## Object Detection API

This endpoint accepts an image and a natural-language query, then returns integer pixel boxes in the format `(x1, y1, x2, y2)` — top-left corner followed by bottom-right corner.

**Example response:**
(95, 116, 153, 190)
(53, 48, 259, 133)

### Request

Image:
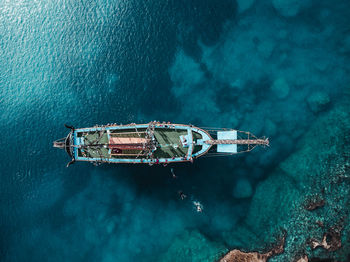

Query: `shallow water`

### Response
(1, 0, 349, 261)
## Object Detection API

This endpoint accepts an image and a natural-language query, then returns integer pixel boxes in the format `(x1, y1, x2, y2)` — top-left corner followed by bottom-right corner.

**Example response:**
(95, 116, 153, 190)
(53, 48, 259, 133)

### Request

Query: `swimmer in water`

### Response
(170, 168, 177, 179)
(178, 190, 187, 200)
(193, 201, 203, 212)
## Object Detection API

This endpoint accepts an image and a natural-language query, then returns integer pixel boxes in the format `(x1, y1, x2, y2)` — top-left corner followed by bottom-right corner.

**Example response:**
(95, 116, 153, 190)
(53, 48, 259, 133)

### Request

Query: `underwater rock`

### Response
(230, 79, 245, 90)
(316, 220, 324, 228)
(220, 232, 286, 262)
(271, 0, 299, 17)
(233, 178, 253, 199)
(241, 99, 350, 260)
(264, 119, 277, 137)
(169, 49, 220, 122)
(309, 222, 343, 252)
(278, 29, 288, 39)
(270, 77, 290, 99)
(246, 172, 301, 235)
(257, 40, 275, 59)
(280, 102, 349, 183)
(340, 34, 350, 54)
(237, 0, 255, 14)
(240, 111, 265, 136)
(219, 249, 268, 262)
(304, 195, 325, 211)
(271, 0, 310, 17)
(307, 91, 330, 114)
(169, 50, 204, 95)
(295, 255, 308, 262)
(158, 230, 227, 262)
(314, 58, 330, 72)
(221, 225, 261, 249)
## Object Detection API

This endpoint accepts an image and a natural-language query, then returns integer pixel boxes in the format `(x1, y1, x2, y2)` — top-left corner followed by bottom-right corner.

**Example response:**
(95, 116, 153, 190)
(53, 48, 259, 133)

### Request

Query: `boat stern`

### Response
(53, 131, 74, 158)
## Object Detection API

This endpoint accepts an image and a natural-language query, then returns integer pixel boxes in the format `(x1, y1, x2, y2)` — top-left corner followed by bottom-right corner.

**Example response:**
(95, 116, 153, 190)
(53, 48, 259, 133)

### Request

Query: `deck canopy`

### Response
(109, 137, 148, 150)
(216, 131, 237, 153)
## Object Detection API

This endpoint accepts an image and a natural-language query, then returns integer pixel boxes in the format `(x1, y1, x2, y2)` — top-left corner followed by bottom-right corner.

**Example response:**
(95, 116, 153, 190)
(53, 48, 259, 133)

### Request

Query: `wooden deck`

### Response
(153, 129, 188, 158)
(76, 127, 199, 160)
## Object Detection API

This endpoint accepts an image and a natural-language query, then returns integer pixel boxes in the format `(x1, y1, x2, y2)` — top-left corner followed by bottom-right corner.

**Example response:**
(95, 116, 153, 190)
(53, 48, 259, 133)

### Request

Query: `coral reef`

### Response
(215, 98, 350, 262)
(304, 196, 325, 211)
(309, 221, 344, 252)
(233, 178, 253, 199)
(295, 255, 309, 262)
(220, 232, 285, 262)
(271, 0, 311, 17)
(157, 230, 227, 262)
(236, 0, 255, 14)
(270, 77, 290, 99)
(307, 92, 331, 114)
(219, 250, 271, 262)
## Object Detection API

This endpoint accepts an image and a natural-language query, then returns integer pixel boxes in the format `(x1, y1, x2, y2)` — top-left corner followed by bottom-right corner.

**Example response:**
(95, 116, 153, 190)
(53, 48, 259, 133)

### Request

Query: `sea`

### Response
(1, 0, 349, 261)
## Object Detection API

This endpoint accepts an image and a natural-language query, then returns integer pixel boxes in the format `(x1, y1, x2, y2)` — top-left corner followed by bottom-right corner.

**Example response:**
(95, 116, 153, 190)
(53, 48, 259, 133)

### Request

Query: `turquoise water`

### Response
(1, 0, 349, 261)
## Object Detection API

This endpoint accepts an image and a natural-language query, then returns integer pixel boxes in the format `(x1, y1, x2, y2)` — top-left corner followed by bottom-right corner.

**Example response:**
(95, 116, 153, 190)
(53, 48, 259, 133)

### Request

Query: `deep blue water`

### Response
(1, 0, 350, 261)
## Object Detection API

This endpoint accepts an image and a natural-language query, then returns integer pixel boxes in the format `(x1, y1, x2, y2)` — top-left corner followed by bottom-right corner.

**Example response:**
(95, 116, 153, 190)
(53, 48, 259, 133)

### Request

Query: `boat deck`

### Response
(75, 127, 192, 161)
(55, 122, 268, 165)
(153, 129, 188, 158)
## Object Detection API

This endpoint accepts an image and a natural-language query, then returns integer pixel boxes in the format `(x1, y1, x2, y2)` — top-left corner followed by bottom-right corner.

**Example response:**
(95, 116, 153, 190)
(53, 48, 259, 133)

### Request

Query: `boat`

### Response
(53, 122, 269, 167)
